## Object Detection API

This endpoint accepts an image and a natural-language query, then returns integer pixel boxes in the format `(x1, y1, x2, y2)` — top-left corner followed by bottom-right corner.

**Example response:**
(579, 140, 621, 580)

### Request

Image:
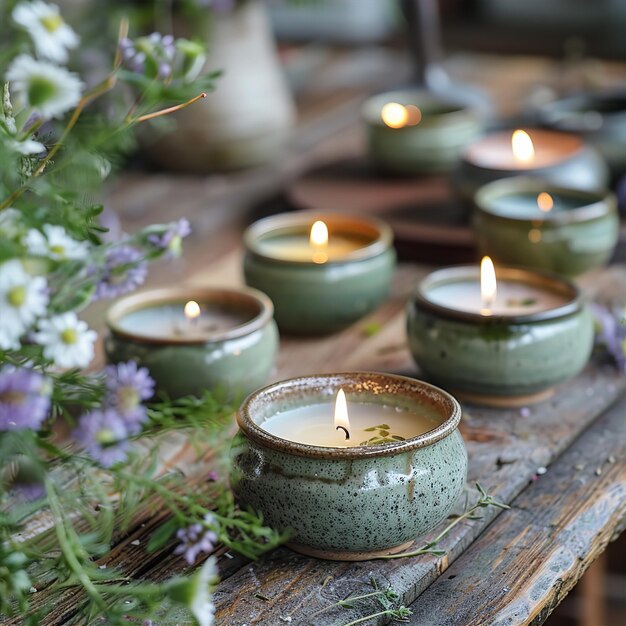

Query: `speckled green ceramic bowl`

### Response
(456, 129, 609, 204)
(243, 213, 396, 335)
(363, 89, 482, 174)
(473, 178, 618, 276)
(105, 287, 278, 399)
(406, 267, 594, 406)
(231, 372, 467, 561)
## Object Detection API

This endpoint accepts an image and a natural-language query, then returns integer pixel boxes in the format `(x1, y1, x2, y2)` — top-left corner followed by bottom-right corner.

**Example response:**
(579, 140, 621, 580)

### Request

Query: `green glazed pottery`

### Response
(406, 266, 594, 406)
(456, 129, 609, 204)
(230, 372, 467, 561)
(105, 287, 278, 399)
(536, 89, 626, 178)
(243, 212, 396, 335)
(362, 89, 482, 174)
(473, 178, 618, 276)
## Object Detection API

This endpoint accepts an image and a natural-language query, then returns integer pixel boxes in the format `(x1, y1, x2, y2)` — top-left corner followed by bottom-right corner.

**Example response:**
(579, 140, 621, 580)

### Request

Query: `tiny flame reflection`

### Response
(511, 130, 535, 164)
(184, 300, 201, 321)
(480, 256, 497, 315)
(381, 102, 409, 129)
(334, 388, 351, 440)
(537, 192, 554, 212)
(310, 220, 329, 264)
(405, 105, 422, 126)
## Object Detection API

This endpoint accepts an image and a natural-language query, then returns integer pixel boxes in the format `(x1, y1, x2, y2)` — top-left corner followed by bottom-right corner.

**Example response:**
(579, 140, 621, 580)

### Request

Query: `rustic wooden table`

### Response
(19, 49, 626, 625)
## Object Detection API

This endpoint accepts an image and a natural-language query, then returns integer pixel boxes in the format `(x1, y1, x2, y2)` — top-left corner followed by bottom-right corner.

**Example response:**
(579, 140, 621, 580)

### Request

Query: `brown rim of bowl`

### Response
(236, 372, 462, 459)
(361, 90, 476, 128)
(474, 177, 616, 224)
(411, 265, 584, 324)
(461, 129, 584, 172)
(106, 286, 274, 345)
(243, 212, 393, 265)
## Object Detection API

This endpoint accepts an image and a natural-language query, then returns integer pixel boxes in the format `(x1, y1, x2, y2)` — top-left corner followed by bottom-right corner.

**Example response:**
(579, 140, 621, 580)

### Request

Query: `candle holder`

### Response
(230, 372, 466, 561)
(473, 177, 619, 276)
(106, 287, 278, 399)
(243, 212, 396, 335)
(456, 129, 609, 204)
(406, 266, 594, 406)
(362, 89, 482, 174)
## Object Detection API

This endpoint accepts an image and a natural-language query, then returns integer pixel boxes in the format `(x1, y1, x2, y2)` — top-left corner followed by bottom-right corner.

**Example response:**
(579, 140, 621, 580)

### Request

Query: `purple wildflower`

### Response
(174, 513, 218, 565)
(0, 366, 51, 431)
(591, 303, 626, 370)
(73, 409, 130, 468)
(94, 245, 147, 301)
(121, 33, 176, 80)
(148, 219, 191, 258)
(105, 361, 154, 434)
(12, 481, 45, 502)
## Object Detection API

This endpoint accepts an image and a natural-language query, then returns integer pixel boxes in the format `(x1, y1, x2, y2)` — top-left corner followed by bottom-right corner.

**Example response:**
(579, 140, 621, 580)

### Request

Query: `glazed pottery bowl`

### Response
(243, 213, 396, 335)
(406, 267, 594, 405)
(230, 372, 467, 560)
(105, 287, 278, 399)
(536, 89, 626, 177)
(456, 129, 609, 204)
(473, 178, 618, 276)
(362, 89, 482, 174)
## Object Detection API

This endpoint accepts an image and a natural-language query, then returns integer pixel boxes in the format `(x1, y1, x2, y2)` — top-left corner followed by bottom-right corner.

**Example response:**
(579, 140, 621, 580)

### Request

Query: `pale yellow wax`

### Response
(257, 234, 364, 262)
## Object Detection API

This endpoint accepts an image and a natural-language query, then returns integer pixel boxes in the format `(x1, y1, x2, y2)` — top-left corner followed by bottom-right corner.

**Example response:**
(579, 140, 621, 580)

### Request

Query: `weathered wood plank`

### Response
(406, 393, 626, 626)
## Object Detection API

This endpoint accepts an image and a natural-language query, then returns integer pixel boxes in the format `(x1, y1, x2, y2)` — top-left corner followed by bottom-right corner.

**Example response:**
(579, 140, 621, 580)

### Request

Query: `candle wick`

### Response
(336, 425, 350, 440)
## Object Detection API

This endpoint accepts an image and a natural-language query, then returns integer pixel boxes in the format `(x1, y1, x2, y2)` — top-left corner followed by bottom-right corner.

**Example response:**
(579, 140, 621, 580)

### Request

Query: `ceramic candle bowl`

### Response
(105, 287, 278, 399)
(406, 267, 594, 406)
(536, 89, 626, 178)
(362, 89, 482, 174)
(473, 178, 619, 276)
(243, 213, 396, 335)
(231, 372, 467, 561)
(456, 129, 609, 203)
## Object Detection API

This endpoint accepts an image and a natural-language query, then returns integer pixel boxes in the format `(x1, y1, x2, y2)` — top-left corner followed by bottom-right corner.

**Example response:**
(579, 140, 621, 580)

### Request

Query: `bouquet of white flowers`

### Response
(0, 3, 284, 624)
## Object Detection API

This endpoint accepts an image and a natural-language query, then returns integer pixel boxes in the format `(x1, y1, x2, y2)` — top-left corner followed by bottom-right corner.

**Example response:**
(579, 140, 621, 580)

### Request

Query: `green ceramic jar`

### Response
(243, 212, 396, 335)
(231, 372, 467, 561)
(456, 129, 609, 204)
(106, 287, 278, 399)
(363, 89, 482, 174)
(473, 178, 618, 276)
(406, 267, 594, 406)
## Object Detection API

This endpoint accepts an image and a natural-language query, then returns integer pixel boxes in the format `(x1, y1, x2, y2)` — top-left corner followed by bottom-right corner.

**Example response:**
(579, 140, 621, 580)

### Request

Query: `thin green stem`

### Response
(341, 609, 398, 626)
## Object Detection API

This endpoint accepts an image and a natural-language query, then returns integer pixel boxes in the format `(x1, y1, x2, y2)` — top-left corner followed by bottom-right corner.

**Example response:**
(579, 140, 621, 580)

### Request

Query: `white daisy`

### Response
(167, 556, 218, 626)
(34, 312, 97, 368)
(12, 1, 79, 64)
(24, 224, 89, 261)
(9, 138, 46, 155)
(6, 55, 82, 120)
(0, 259, 49, 350)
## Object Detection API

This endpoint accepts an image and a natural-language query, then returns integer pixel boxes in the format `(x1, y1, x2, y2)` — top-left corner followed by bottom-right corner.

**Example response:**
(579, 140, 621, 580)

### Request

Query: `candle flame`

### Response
(480, 256, 497, 315)
(381, 102, 409, 129)
(537, 192, 554, 212)
(310, 220, 329, 264)
(184, 300, 201, 321)
(511, 130, 535, 163)
(334, 388, 351, 440)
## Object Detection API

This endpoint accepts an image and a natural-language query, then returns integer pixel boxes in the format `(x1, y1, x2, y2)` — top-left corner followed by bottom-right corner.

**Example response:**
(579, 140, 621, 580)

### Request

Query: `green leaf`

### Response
(147, 518, 178, 552)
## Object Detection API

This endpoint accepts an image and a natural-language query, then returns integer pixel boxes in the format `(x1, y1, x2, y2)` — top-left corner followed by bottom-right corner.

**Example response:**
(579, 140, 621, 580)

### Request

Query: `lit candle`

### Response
(260, 388, 437, 448)
(457, 128, 609, 202)
(106, 287, 278, 398)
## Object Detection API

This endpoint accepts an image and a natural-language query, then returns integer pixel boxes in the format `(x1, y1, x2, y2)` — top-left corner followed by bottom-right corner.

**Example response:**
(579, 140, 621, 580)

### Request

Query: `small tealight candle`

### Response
(407, 259, 594, 405)
(106, 287, 278, 398)
(243, 212, 396, 334)
(457, 128, 609, 203)
(362, 89, 482, 174)
(473, 177, 619, 276)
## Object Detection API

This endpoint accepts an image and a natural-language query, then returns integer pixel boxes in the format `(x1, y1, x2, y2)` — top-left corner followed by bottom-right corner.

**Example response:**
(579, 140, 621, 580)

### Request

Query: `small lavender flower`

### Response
(0, 366, 51, 431)
(122, 33, 177, 80)
(94, 245, 147, 300)
(105, 361, 154, 433)
(591, 303, 626, 370)
(73, 409, 130, 467)
(148, 218, 191, 258)
(12, 481, 45, 502)
(174, 513, 219, 565)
